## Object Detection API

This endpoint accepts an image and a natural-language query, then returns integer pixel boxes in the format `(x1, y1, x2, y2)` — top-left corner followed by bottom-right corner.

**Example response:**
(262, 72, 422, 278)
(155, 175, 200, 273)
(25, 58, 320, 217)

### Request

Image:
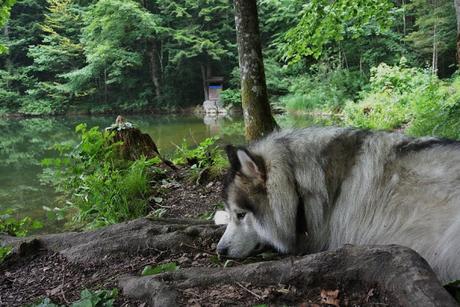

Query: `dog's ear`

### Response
(225, 145, 265, 181)
(236, 149, 265, 180)
(225, 145, 241, 171)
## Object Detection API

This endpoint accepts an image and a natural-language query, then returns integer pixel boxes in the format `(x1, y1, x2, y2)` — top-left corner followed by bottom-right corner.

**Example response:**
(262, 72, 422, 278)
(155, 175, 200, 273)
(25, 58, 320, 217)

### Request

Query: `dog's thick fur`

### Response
(216, 127, 460, 283)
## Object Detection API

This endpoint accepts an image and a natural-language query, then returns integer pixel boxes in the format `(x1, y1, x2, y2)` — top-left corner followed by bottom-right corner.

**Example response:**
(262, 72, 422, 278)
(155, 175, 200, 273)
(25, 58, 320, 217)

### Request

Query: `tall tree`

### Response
(65, 0, 162, 106)
(160, 0, 236, 101)
(455, 0, 460, 65)
(233, 0, 277, 141)
(405, 0, 456, 73)
(0, 0, 16, 53)
(25, 0, 85, 113)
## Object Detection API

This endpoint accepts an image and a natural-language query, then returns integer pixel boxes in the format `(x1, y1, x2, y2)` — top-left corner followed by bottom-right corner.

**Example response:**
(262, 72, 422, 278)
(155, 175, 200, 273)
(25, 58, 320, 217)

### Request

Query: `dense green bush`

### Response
(42, 124, 159, 229)
(0, 209, 43, 237)
(342, 61, 460, 139)
(220, 89, 241, 107)
(281, 68, 366, 113)
(172, 136, 228, 183)
(342, 91, 409, 130)
(407, 77, 460, 139)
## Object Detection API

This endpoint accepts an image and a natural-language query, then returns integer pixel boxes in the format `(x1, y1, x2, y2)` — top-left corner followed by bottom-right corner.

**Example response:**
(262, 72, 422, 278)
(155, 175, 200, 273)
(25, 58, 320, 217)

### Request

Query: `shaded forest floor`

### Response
(0, 166, 456, 306)
(1, 166, 224, 306)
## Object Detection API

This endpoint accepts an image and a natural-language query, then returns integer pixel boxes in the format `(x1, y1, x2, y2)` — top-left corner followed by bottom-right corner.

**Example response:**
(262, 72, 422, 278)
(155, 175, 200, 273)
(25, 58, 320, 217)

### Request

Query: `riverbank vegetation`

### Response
(39, 123, 228, 230)
(0, 0, 458, 135)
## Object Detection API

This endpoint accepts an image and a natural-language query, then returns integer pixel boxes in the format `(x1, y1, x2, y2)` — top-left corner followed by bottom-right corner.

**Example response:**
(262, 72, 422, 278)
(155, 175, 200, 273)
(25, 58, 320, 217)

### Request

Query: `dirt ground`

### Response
(0, 166, 402, 306)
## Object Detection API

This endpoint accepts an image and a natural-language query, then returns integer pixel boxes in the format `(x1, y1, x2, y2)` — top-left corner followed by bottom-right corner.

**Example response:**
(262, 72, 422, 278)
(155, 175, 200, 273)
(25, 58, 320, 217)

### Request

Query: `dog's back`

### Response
(249, 127, 460, 282)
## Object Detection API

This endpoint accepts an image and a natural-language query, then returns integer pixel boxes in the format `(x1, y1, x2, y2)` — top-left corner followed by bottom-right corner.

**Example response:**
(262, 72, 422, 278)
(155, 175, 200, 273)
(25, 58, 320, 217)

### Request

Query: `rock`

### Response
(203, 100, 227, 115)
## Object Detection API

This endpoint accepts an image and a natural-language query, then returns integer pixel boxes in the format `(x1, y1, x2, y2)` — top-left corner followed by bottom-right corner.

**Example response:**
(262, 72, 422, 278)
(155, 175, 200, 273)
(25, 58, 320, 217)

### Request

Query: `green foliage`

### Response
(141, 262, 179, 276)
(407, 76, 460, 139)
(343, 92, 409, 130)
(0, 0, 237, 114)
(198, 202, 224, 221)
(342, 62, 428, 130)
(0, 245, 12, 263)
(42, 123, 157, 229)
(25, 0, 86, 112)
(0, 0, 16, 53)
(445, 280, 460, 303)
(281, 0, 394, 61)
(405, 0, 456, 71)
(281, 68, 366, 112)
(71, 289, 118, 307)
(342, 62, 460, 139)
(1, 0, 459, 117)
(220, 88, 241, 107)
(64, 0, 160, 105)
(31, 298, 59, 307)
(0, 209, 43, 236)
(172, 136, 228, 183)
(32, 288, 118, 307)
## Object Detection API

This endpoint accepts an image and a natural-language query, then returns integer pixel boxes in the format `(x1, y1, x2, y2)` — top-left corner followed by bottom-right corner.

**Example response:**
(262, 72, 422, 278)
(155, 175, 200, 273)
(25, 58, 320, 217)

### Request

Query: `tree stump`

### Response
(106, 116, 175, 168)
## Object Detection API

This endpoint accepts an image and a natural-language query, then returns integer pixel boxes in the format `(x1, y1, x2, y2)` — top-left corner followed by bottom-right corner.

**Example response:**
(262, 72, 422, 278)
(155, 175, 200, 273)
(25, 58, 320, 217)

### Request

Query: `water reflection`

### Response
(0, 114, 245, 230)
(0, 112, 333, 231)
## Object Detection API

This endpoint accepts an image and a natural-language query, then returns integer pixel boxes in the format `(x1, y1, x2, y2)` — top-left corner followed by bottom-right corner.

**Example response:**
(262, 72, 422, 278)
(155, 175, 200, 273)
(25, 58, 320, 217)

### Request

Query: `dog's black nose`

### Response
(217, 246, 228, 256)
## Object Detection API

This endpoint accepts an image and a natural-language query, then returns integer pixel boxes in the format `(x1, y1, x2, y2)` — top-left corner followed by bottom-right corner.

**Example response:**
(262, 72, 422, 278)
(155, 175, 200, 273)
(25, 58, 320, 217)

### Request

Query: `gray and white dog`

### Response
(215, 127, 460, 283)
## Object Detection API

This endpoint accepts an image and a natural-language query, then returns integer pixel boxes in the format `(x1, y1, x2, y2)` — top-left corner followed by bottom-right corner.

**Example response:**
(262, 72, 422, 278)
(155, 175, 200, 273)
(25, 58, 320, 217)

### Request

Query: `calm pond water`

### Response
(0, 113, 325, 232)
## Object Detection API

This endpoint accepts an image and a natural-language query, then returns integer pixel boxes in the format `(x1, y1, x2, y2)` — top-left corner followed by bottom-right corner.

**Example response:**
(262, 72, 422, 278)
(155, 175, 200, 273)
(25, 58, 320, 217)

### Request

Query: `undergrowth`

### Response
(172, 136, 228, 184)
(41, 124, 161, 230)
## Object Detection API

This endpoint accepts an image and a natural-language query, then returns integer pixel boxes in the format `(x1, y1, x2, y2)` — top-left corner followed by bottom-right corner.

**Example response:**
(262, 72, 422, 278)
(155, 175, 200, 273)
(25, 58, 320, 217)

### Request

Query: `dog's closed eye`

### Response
(236, 212, 246, 220)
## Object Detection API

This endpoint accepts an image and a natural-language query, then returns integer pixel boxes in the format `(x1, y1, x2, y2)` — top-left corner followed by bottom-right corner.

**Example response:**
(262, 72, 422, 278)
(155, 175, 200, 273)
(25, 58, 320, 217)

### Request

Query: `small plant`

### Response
(0, 246, 12, 263)
(42, 124, 161, 229)
(141, 262, 179, 276)
(172, 137, 228, 183)
(149, 208, 167, 218)
(0, 209, 43, 237)
(71, 289, 118, 307)
(445, 280, 460, 303)
(32, 288, 118, 307)
(198, 202, 225, 221)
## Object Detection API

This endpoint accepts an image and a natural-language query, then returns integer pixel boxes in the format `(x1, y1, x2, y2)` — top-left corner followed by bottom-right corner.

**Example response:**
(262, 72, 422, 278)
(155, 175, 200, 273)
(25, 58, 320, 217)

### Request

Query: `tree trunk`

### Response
(200, 63, 209, 101)
(432, 23, 438, 74)
(402, 0, 406, 35)
(104, 67, 108, 104)
(233, 0, 277, 141)
(454, 0, 460, 66)
(149, 42, 161, 99)
(3, 23, 12, 79)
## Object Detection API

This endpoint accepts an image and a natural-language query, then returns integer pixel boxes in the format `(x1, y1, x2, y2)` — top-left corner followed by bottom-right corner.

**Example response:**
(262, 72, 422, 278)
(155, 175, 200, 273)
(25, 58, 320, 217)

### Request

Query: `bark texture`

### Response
(455, 0, 460, 66)
(119, 244, 457, 307)
(108, 124, 176, 169)
(1, 218, 221, 264)
(1, 220, 456, 306)
(233, 0, 277, 141)
(149, 42, 162, 99)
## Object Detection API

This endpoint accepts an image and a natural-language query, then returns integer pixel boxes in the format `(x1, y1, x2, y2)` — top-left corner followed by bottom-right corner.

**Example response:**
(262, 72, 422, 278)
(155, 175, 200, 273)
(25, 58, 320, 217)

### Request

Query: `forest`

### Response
(0, 0, 459, 141)
(2, 0, 460, 306)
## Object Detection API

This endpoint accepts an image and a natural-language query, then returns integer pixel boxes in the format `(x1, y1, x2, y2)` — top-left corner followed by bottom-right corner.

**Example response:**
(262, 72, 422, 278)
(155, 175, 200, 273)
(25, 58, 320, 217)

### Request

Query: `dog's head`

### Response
(215, 144, 300, 258)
